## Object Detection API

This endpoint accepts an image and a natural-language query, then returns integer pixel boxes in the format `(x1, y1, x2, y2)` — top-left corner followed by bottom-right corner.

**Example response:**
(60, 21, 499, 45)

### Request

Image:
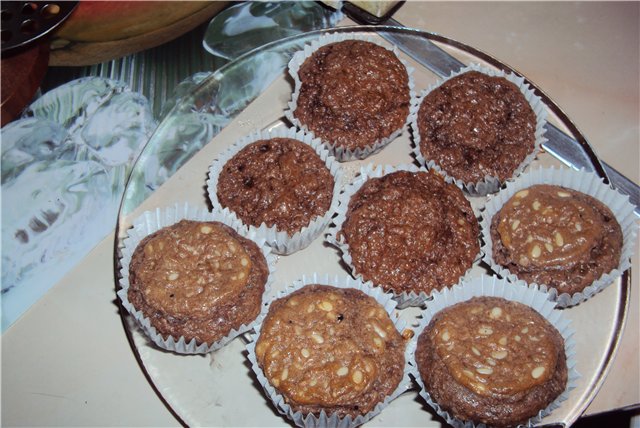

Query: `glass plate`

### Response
(115, 26, 630, 427)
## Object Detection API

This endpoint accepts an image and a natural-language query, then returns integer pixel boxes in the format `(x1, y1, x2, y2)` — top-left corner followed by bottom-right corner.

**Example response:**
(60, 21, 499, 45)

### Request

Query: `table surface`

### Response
(2, 2, 639, 426)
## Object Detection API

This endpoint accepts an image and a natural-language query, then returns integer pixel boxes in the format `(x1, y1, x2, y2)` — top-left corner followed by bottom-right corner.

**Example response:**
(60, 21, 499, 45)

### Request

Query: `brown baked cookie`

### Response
(416, 70, 536, 184)
(293, 39, 410, 152)
(415, 296, 567, 427)
(339, 169, 479, 296)
(128, 220, 268, 345)
(490, 184, 623, 295)
(216, 137, 334, 235)
(255, 284, 406, 419)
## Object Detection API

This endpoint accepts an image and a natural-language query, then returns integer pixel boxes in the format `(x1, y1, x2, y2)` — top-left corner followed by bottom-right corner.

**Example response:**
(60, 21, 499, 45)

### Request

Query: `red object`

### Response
(1, 43, 50, 127)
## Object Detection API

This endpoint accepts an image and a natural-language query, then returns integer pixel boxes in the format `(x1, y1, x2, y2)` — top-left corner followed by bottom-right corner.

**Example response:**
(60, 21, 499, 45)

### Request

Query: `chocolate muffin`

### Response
(416, 70, 537, 184)
(254, 284, 406, 419)
(415, 296, 568, 427)
(291, 39, 410, 154)
(216, 137, 334, 235)
(338, 169, 479, 296)
(127, 219, 269, 345)
(490, 184, 623, 295)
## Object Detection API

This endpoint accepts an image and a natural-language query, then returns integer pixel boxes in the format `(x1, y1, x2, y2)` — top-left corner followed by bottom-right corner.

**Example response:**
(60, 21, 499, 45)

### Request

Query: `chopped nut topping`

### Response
(531, 244, 541, 258)
(531, 366, 546, 379)
(310, 332, 324, 344)
(491, 350, 508, 360)
(478, 326, 493, 335)
(476, 367, 493, 375)
(371, 322, 387, 339)
(318, 301, 334, 311)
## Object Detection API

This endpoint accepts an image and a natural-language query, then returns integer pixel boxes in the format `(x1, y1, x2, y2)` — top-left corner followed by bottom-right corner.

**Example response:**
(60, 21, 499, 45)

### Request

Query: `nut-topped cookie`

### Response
(490, 184, 623, 295)
(414, 296, 568, 427)
(127, 219, 269, 345)
(254, 284, 406, 419)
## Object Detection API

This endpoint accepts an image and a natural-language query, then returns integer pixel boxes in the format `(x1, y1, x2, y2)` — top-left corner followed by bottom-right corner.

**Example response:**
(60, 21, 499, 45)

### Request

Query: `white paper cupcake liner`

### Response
(409, 274, 579, 428)
(246, 273, 413, 428)
(117, 202, 277, 354)
(326, 163, 481, 308)
(409, 63, 547, 196)
(206, 126, 343, 255)
(284, 32, 415, 162)
(479, 166, 638, 308)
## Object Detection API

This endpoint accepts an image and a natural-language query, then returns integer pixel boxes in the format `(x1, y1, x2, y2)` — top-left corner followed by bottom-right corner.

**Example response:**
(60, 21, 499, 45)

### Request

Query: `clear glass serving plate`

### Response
(115, 26, 630, 427)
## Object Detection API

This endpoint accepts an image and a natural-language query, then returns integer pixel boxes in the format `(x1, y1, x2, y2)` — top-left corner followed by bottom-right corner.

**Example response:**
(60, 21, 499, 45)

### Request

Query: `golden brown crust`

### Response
(415, 296, 567, 427)
(216, 138, 334, 235)
(339, 170, 479, 295)
(127, 220, 268, 345)
(490, 184, 623, 294)
(255, 285, 406, 418)
(294, 40, 410, 151)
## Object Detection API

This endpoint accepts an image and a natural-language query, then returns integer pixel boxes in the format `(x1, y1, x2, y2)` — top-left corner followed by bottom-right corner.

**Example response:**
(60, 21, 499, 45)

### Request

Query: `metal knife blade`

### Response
(357, 16, 640, 216)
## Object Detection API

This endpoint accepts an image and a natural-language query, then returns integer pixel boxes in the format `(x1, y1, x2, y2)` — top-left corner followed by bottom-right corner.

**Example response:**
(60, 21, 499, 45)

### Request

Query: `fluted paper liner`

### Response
(246, 273, 413, 428)
(285, 32, 415, 162)
(206, 126, 343, 255)
(117, 202, 277, 354)
(480, 166, 638, 307)
(409, 63, 547, 196)
(326, 163, 481, 308)
(409, 274, 579, 428)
